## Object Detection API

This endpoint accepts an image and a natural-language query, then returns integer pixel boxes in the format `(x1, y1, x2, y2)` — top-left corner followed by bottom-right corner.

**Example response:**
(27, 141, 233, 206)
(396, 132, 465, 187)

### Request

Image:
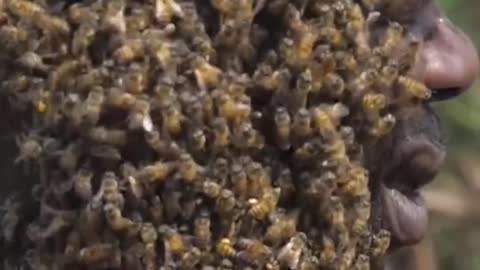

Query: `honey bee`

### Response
(106, 87, 136, 110)
(248, 187, 281, 220)
(236, 238, 272, 266)
(179, 247, 202, 269)
(212, 117, 231, 149)
(7, 0, 43, 21)
(396, 75, 432, 100)
(72, 23, 96, 56)
(193, 56, 222, 91)
(245, 161, 271, 198)
(135, 161, 175, 183)
(87, 126, 127, 146)
(328, 196, 346, 230)
(362, 93, 386, 113)
(73, 168, 93, 201)
(276, 233, 307, 270)
(292, 108, 312, 141)
(0, 25, 28, 51)
(178, 153, 201, 183)
(104, 203, 133, 232)
(337, 246, 356, 270)
(319, 235, 337, 266)
(163, 103, 183, 136)
(230, 163, 248, 199)
(77, 243, 115, 265)
(82, 86, 104, 125)
(351, 200, 371, 236)
(194, 210, 212, 249)
(89, 145, 122, 162)
(102, 0, 126, 34)
(113, 38, 145, 64)
(353, 254, 370, 270)
(188, 127, 206, 152)
(370, 229, 391, 257)
(101, 172, 124, 208)
(155, 0, 184, 24)
(216, 238, 236, 257)
(158, 225, 186, 256)
(14, 134, 42, 163)
(380, 22, 404, 56)
(274, 107, 291, 150)
(215, 189, 236, 216)
(340, 164, 369, 197)
(33, 13, 70, 35)
(150, 196, 164, 225)
(127, 99, 153, 132)
(368, 113, 396, 137)
(265, 211, 297, 246)
(16, 51, 49, 73)
(202, 179, 223, 199)
(68, 3, 99, 25)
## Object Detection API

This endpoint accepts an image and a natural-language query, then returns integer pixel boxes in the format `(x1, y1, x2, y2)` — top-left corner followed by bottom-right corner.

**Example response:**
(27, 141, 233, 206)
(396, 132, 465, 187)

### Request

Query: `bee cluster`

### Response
(0, 0, 431, 269)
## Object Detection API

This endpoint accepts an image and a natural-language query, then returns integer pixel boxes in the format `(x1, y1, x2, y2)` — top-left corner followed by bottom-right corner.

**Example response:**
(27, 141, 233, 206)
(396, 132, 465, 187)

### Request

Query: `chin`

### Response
(367, 103, 446, 252)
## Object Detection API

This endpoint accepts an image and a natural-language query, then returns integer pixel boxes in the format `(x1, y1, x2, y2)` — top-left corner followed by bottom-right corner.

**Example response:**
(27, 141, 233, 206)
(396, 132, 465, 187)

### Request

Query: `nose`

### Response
(409, 16, 480, 100)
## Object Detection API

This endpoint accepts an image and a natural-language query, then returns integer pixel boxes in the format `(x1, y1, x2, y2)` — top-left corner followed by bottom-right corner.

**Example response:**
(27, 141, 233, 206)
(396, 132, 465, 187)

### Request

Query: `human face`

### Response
(367, 0, 479, 250)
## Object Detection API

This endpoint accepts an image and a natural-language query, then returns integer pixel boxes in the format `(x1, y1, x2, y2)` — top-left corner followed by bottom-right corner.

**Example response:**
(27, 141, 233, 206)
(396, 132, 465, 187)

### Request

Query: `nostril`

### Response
(429, 87, 463, 102)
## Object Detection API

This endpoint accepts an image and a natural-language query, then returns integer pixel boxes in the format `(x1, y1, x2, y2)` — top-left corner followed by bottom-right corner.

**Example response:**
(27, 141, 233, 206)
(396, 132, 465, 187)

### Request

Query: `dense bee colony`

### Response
(0, 0, 431, 269)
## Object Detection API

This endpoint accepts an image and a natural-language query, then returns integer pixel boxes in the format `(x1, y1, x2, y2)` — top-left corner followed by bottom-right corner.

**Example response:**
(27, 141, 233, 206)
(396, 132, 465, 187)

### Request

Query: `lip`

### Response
(381, 184, 429, 246)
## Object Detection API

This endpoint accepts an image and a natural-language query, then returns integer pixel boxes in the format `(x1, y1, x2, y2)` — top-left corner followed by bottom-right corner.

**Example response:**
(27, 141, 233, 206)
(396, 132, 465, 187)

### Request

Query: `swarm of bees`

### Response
(0, 0, 429, 269)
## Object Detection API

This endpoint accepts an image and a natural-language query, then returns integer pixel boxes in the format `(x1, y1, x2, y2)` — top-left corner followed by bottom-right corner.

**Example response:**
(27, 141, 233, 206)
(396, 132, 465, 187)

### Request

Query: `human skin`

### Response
(366, 0, 479, 254)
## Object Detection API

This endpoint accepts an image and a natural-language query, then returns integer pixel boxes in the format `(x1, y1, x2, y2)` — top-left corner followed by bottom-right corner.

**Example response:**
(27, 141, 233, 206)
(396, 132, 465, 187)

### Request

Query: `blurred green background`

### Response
(387, 1, 480, 270)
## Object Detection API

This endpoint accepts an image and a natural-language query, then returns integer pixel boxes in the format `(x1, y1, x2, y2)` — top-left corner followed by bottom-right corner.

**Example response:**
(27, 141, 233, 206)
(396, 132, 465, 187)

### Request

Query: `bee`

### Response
(87, 126, 127, 146)
(7, 0, 43, 21)
(33, 13, 70, 35)
(68, 3, 99, 25)
(350, 200, 371, 236)
(180, 247, 202, 269)
(125, 65, 147, 95)
(212, 117, 231, 149)
(158, 225, 186, 256)
(127, 6, 152, 32)
(348, 69, 378, 93)
(236, 238, 272, 266)
(368, 113, 396, 137)
(215, 189, 236, 216)
(135, 161, 175, 183)
(73, 168, 93, 201)
(265, 211, 297, 246)
(101, 172, 125, 209)
(89, 145, 122, 161)
(104, 203, 133, 232)
(155, 0, 184, 24)
(230, 163, 248, 199)
(216, 238, 236, 257)
(292, 108, 312, 141)
(14, 134, 42, 163)
(102, 0, 126, 34)
(396, 75, 432, 100)
(0, 25, 28, 51)
(202, 179, 223, 199)
(371, 229, 391, 257)
(322, 73, 345, 98)
(274, 107, 291, 150)
(178, 153, 201, 183)
(113, 39, 145, 64)
(77, 243, 115, 265)
(337, 246, 356, 270)
(248, 187, 281, 220)
(16, 51, 49, 73)
(328, 196, 346, 230)
(380, 22, 404, 56)
(378, 61, 400, 89)
(127, 99, 153, 132)
(276, 233, 307, 270)
(82, 86, 104, 125)
(188, 127, 206, 152)
(163, 103, 183, 135)
(193, 56, 222, 91)
(245, 162, 271, 198)
(72, 22, 96, 56)
(141, 223, 158, 270)
(150, 196, 164, 225)
(194, 209, 212, 249)
(353, 254, 370, 270)
(319, 235, 337, 266)
(106, 87, 136, 110)
(340, 164, 369, 197)
(362, 93, 386, 113)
